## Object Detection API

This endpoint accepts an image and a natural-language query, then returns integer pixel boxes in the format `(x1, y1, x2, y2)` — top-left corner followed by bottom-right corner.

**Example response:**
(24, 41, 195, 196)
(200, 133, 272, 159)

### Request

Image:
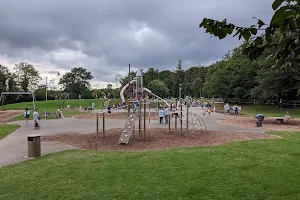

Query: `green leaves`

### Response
(272, 0, 285, 10)
(199, 18, 235, 40)
(199, 0, 300, 68)
(243, 29, 251, 41)
(271, 6, 293, 26)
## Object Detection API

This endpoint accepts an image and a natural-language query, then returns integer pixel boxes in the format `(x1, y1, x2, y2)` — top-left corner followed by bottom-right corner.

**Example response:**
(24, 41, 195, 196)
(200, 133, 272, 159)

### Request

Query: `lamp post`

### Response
(46, 76, 48, 101)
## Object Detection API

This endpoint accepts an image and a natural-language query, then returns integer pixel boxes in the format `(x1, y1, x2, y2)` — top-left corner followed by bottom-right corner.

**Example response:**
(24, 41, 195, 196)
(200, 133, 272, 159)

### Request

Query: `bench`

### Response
(276, 118, 284, 124)
(269, 117, 294, 124)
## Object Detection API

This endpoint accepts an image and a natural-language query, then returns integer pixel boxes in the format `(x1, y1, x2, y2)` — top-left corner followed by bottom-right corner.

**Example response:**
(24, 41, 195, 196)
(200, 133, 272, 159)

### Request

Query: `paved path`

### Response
(1, 118, 126, 167)
(1, 107, 263, 167)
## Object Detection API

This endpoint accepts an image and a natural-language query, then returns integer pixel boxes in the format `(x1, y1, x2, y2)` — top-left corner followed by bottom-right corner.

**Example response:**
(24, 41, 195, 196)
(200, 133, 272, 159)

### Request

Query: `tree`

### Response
(0, 65, 9, 93)
(114, 74, 122, 88)
(171, 59, 185, 98)
(147, 79, 169, 98)
(14, 62, 41, 91)
(143, 68, 159, 87)
(199, 0, 300, 68)
(59, 67, 93, 99)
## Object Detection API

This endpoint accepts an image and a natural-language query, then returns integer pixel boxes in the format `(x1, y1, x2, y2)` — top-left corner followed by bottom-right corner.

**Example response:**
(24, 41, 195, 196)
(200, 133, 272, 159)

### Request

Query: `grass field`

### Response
(0, 124, 20, 139)
(1, 131, 300, 200)
(1, 99, 108, 121)
(215, 104, 300, 118)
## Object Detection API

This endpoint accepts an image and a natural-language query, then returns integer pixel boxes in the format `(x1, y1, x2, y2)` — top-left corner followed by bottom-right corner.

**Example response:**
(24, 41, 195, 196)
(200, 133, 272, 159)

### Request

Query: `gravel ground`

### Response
(0, 110, 23, 123)
(218, 117, 300, 131)
(73, 112, 159, 120)
(42, 128, 279, 151)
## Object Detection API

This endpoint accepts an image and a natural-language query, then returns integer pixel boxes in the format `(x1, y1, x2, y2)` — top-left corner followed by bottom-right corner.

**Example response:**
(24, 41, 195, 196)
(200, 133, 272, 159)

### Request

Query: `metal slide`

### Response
(143, 88, 170, 107)
(120, 79, 136, 104)
(120, 78, 169, 107)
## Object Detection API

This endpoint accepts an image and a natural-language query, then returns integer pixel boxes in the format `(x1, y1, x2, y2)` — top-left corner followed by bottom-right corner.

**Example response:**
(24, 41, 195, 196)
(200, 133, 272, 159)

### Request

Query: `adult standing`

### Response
(33, 109, 40, 129)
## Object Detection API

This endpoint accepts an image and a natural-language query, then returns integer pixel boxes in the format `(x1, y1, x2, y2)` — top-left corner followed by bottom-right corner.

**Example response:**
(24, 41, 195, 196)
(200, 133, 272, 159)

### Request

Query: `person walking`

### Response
(164, 106, 169, 124)
(24, 108, 30, 126)
(33, 109, 40, 129)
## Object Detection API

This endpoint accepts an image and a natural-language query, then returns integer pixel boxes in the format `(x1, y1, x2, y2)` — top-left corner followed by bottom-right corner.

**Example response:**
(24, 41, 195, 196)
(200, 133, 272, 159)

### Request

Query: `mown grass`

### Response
(0, 124, 20, 139)
(1, 99, 109, 121)
(215, 103, 300, 118)
(1, 131, 300, 200)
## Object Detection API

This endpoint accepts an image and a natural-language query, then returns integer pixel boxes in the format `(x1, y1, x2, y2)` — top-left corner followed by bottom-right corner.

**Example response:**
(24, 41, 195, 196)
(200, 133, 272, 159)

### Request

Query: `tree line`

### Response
(119, 61, 208, 99)
(0, 63, 120, 104)
(199, 0, 300, 102)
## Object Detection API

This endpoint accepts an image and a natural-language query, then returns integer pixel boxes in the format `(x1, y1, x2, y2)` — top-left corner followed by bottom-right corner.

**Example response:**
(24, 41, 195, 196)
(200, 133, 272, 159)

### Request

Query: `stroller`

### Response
(34, 117, 40, 129)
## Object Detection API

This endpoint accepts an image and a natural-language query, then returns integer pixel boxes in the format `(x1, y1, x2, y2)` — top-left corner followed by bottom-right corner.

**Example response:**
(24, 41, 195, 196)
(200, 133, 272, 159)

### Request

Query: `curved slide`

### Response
(120, 79, 136, 104)
(120, 79, 170, 106)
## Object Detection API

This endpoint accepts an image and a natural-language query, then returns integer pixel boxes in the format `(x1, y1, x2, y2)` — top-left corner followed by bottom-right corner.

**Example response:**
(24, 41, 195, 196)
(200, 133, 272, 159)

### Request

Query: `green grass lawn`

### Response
(215, 103, 300, 118)
(1, 131, 300, 199)
(0, 124, 20, 139)
(1, 99, 112, 121)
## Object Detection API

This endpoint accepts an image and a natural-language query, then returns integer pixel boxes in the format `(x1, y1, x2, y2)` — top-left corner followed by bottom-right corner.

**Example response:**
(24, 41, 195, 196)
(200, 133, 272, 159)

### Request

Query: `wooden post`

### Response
(180, 102, 183, 135)
(186, 104, 189, 132)
(168, 113, 171, 133)
(139, 101, 141, 140)
(143, 101, 146, 140)
(175, 115, 177, 132)
(102, 112, 105, 137)
(127, 102, 130, 116)
(96, 113, 99, 138)
(148, 101, 151, 140)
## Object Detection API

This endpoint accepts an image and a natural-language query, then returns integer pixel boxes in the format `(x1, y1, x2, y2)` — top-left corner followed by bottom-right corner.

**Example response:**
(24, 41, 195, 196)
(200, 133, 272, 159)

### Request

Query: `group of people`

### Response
(224, 103, 242, 115)
(24, 108, 40, 128)
(23, 107, 65, 129)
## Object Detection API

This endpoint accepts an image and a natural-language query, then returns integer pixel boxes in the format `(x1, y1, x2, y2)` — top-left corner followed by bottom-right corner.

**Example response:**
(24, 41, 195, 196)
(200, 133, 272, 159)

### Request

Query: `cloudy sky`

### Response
(0, 0, 273, 88)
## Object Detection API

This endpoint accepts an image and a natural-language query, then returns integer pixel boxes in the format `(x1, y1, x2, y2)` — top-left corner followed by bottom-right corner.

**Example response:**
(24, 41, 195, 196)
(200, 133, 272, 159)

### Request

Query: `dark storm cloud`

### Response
(0, 0, 274, 83)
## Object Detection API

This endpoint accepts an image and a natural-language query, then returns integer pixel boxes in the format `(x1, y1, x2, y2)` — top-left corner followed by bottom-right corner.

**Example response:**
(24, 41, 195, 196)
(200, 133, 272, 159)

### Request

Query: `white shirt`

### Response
(33, 111, 39, 121)
(159, 110, 164, 117)
(164, 108, 169, 115)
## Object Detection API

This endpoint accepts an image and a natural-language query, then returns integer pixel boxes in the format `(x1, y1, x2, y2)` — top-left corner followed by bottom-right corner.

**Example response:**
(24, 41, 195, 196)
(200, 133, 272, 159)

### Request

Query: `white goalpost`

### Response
(0, 92, 36, 110)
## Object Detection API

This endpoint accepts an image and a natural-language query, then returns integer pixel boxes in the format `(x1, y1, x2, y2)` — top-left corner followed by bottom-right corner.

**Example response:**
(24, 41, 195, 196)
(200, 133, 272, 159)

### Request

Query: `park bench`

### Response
(268, 117, 294, 124)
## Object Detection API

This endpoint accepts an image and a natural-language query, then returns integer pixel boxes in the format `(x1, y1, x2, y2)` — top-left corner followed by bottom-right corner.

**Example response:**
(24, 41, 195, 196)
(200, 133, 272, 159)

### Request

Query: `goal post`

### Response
(0, 92, 36, 110)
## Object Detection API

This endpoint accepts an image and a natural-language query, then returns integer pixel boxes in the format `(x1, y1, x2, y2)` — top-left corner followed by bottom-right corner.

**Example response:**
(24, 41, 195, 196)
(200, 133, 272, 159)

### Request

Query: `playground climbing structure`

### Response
(118, 69, 206, 145)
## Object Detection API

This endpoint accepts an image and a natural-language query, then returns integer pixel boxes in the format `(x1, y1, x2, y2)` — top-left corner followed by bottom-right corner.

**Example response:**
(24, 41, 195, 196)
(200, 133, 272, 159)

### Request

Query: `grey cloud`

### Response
(0, 0, 274, 83)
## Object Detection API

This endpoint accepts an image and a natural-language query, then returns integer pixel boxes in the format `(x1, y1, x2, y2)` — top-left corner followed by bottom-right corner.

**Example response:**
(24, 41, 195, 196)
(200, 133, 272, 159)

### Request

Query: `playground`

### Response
(0, 70, 300, 199)
(1, 69, 299, 166)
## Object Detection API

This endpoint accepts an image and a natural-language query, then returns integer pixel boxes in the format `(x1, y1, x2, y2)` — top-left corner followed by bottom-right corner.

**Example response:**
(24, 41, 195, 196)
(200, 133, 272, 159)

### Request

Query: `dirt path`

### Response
(0, 110, 23, 123)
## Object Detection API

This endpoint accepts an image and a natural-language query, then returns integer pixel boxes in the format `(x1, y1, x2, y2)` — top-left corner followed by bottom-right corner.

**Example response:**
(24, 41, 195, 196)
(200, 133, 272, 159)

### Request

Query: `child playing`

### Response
(202, 107, 206, 118)
(164, 106, 169, 124)
(24, 108, 30, 126)
(159, 107, 164, 124)
(42, 110, 48, 120)
(207, 107, 211, 118)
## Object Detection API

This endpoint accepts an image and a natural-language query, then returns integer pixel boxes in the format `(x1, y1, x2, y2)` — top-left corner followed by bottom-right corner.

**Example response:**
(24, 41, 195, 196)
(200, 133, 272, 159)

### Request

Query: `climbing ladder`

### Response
(118, 113, 137, 145)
